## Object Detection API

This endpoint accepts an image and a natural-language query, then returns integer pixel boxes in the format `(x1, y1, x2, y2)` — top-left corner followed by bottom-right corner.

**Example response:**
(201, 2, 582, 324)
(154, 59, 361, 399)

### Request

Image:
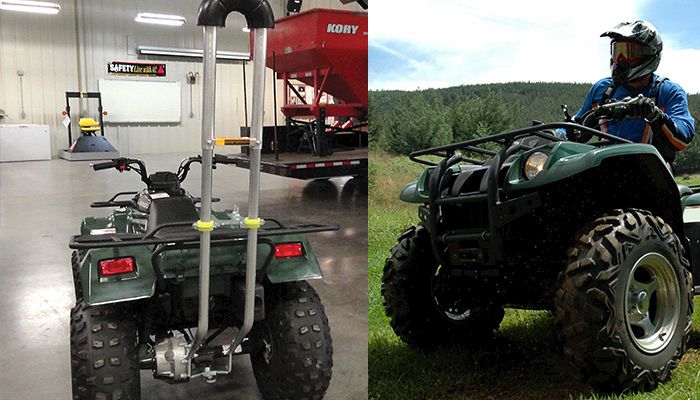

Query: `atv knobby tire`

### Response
(250, 281, 333, 400)
(382, 226, 505, 349)
(555, 209, 692, 392)
(70, 300, 140, 400)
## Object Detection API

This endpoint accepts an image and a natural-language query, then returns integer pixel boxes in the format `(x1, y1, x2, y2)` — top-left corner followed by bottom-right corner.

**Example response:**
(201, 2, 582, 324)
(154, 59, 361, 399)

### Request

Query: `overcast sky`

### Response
(369, 0, 700, 94)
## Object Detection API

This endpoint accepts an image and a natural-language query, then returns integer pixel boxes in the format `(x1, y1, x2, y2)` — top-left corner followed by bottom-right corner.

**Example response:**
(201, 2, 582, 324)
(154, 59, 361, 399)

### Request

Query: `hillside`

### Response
(369, 81, 700, 172)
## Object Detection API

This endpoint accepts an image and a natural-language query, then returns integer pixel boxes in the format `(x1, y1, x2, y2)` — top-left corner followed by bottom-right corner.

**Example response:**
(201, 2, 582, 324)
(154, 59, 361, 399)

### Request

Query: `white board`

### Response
(98, 79, 181, 123)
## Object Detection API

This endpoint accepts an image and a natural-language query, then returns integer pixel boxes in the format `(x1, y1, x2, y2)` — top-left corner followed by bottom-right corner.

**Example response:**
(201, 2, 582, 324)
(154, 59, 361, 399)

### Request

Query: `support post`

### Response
(186, 24, 218, 361)
(227, 27, 268, 354)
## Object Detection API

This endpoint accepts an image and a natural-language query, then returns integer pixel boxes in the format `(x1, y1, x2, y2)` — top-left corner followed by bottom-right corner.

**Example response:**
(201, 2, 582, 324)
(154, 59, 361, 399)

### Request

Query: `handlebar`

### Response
(91, 158, 150, 185)
(177, 154, 238, 182)
(93, 155, 238, 186)
(581, 99, 631, 128)
(92, 160, 119, 171)
(214, 153, 237, 165)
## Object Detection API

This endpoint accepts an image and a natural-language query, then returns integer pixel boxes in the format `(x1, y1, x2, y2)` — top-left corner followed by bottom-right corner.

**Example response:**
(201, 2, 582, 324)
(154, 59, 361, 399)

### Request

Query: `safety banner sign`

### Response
(107, 61, 166, 77)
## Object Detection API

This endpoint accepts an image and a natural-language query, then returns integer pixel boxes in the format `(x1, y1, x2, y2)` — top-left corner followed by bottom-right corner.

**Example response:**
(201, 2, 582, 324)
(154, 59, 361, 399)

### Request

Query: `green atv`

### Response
(69, 1, 334, 399)
(382, 99, 699, 392)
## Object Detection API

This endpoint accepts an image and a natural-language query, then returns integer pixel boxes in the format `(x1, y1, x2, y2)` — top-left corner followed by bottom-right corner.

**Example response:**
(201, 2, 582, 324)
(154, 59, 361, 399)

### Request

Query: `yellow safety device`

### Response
(194, 220, 215, 232)
(78, 117, 101, 132)
(243, 217, 261, 229)
(215, 137, 252, 146)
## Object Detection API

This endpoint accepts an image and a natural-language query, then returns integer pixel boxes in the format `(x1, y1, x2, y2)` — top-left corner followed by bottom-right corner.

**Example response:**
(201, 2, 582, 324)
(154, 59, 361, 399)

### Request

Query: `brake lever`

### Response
(561, 104, 573, 122)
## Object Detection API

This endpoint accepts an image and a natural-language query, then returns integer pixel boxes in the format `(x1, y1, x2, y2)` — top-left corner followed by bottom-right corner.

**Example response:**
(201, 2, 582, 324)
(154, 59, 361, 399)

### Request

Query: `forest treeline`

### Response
(369, 82, 700, 173)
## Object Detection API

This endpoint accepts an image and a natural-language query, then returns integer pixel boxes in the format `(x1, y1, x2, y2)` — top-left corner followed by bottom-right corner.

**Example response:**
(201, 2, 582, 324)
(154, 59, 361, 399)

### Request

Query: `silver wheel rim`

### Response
(431, 265, 473, 322)
(624, 252, 680, 354)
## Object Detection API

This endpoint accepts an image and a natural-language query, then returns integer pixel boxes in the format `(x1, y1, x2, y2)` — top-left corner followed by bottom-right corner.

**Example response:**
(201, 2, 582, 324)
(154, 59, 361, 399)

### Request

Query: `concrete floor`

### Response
(0, 154, 368, 399)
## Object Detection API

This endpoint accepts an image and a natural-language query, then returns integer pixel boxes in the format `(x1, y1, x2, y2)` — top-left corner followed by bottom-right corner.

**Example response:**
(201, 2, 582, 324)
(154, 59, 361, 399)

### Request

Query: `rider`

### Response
(570, 20, 694, 163)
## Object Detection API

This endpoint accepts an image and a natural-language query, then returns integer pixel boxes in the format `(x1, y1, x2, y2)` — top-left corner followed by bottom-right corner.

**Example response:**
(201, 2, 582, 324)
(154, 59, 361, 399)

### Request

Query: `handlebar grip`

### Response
(213, 154, 236, 165)
(92, 160, 118, 171)
(608, 104, 629, 119)
(197, 0, 274, 29)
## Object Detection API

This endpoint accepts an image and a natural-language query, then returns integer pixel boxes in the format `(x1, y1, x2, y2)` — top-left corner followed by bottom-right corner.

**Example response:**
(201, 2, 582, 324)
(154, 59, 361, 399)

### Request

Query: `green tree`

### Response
(380, 94, 452, 155)
(450, 93, 513, 142)
(675, 119, 700, 173)
(368, 97, 383, 150)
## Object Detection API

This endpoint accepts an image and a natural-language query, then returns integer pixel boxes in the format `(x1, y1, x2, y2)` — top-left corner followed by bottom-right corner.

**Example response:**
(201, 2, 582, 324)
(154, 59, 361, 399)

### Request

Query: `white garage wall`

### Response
(0, 0, 364, 157)
(0, 0, 79, 155)
(75, 0, 261, 155)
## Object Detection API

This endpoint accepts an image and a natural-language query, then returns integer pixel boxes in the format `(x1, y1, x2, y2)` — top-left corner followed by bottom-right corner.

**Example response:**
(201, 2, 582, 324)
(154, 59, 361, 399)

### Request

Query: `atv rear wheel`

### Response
(382, 226, 505, 349)
(250, 281, 333, 400)
(555, 209, 692, 392)
(70, 300, 140, 400)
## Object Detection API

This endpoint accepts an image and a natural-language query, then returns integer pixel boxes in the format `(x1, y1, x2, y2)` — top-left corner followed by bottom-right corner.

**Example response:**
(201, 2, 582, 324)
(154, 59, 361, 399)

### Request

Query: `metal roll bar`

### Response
(187, 0, 275, 366)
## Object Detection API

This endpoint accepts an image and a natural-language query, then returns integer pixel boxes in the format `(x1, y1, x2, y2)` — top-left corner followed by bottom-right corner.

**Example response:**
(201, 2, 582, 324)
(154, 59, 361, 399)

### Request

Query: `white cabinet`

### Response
(0, 124, 51, 162)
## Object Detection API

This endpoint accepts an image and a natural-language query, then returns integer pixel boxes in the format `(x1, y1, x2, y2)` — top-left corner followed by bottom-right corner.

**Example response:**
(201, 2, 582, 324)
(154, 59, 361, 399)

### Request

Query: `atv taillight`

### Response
(98, 257, 136, 276)
(274, 243, 304, 258)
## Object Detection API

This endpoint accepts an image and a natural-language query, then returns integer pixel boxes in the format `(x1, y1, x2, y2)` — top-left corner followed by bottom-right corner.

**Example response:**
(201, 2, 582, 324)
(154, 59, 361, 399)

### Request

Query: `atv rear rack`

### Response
(69, 219, 339, 250)
(409, 122, 631, 268)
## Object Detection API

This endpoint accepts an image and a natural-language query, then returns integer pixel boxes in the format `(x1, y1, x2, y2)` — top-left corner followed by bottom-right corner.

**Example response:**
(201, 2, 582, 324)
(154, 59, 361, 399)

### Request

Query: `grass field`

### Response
(368, 151, 700, 400)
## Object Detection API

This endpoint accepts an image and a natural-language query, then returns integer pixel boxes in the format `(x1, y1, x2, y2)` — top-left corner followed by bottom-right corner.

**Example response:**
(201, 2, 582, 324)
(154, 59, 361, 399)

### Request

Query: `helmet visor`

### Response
(611, 40, 649, 63)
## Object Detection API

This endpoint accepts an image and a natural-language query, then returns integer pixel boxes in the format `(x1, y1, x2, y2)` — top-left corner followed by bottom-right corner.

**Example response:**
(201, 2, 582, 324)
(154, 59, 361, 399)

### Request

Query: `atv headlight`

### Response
(524, 152, 548, 180)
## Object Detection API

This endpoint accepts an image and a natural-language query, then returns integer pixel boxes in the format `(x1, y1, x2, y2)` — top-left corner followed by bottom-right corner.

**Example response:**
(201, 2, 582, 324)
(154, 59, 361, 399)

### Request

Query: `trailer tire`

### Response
(251, 281, 333, 400)
(70, 300, 140, 400)
(382, 226, 504, 349)
(555, 209, 692, 392)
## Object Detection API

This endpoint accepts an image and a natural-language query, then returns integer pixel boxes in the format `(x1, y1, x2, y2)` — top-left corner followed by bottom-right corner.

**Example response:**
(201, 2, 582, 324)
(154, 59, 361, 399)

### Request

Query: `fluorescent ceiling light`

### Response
(135, 12, 186, 26)
(137, 45, 250, 61)
(0, 0, 61, 14)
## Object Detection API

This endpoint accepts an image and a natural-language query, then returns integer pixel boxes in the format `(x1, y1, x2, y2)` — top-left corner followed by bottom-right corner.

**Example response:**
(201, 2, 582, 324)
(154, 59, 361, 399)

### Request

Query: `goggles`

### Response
(611, 40, 651, 63)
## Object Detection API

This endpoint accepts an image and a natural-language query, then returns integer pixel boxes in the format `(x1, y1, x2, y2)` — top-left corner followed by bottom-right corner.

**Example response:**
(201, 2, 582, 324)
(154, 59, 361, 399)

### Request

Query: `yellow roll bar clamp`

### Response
(243, 217, 262, 229)
(194, 219, 215, 232)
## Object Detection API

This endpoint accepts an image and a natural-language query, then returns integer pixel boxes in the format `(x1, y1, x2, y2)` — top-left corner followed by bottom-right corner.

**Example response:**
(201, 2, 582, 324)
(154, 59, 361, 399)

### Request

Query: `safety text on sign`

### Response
(107, 61, 166, 77)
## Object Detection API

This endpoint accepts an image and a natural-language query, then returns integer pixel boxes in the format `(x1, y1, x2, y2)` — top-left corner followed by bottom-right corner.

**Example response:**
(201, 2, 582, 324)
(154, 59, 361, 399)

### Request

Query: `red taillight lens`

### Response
(98, 257, 136, 276)
(274, 243, 304, 258)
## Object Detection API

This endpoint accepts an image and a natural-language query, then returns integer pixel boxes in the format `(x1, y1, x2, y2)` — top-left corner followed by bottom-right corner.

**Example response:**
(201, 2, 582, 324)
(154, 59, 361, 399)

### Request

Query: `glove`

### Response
(624, 94, 662, 122)
(567, 129, 592, 143)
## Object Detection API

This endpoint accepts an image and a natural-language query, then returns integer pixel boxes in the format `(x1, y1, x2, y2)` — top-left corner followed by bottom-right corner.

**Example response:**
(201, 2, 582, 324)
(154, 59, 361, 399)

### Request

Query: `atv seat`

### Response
(146, 197, 199, 238)
(678, 185, 693, 197)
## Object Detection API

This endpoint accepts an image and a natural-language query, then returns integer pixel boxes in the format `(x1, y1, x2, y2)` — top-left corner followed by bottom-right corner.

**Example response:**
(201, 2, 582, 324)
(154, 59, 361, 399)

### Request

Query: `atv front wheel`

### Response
(250, 281, 333, 400)
(555, 209, 692, 392)
(70, 300, 140, 400)
(382, 225, 505, 349)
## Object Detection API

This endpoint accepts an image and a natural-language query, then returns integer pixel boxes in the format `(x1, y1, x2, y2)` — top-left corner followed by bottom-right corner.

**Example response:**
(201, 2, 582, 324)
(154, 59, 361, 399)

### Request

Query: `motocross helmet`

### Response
(601, 20, 662, 84)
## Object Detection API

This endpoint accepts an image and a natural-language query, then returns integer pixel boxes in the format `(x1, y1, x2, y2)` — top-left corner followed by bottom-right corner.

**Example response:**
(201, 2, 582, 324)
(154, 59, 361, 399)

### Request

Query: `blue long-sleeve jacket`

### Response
(574, 74, 695, 161)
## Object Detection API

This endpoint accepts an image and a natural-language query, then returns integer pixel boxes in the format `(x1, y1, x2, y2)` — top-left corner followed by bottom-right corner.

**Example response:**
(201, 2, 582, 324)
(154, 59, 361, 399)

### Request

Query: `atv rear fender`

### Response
(76, 218, 323, 306)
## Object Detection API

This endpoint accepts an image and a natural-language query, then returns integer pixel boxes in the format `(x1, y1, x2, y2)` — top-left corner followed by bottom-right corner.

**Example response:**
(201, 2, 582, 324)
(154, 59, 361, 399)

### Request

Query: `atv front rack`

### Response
(69, 219, 338, 250)
(409, 122, 631, 268)
(409, 122, 630, 166)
